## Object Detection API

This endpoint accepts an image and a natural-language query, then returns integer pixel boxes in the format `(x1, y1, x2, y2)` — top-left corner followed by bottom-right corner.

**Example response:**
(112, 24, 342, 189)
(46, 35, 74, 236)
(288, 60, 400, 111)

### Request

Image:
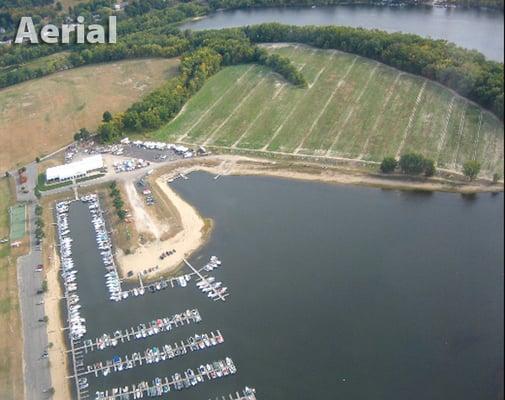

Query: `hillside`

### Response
(0, 58, 179, 172)
(152, 45, 504, 177)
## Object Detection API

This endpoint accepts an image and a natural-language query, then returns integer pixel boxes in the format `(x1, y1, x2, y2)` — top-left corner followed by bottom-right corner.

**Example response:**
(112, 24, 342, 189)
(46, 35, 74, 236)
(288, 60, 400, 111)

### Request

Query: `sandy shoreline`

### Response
(152, 155, 504, 194)
(45, 247, 71, 400)
(113, 154, 502, 276)
(116, 154, 503, 276)
(116, 174, 209, 279)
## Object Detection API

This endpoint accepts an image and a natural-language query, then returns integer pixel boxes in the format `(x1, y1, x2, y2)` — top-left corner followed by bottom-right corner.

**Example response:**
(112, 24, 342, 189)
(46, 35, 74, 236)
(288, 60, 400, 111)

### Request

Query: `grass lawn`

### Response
(0, 58, 180, 172)
(0, 178, 23, 400)
(36, 172, 106, 192)
(150, 45, 504, 177)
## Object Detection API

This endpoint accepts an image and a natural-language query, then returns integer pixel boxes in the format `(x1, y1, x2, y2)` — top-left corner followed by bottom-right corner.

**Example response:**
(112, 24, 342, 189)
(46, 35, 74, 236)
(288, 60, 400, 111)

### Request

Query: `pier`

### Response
(70, 330, 224, 379)
(119, 258, 228, 302)
(184, 259, 228, 302)
(95, 357, 237, 400)
(209, 388, 257, 400)
(66, 309, 202, 354)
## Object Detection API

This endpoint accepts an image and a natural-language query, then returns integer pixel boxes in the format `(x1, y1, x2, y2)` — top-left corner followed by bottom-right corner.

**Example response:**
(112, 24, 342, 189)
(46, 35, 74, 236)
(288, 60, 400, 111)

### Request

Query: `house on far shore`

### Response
(46, 155, 104, 184)
(114, 2, 128, 11)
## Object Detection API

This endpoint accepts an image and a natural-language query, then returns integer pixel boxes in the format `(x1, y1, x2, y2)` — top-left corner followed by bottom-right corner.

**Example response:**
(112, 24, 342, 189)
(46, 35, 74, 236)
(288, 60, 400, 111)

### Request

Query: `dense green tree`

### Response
(423, 158, 436, 177)
(380, 157, 398, 173)
(113, 197, 124, 210)
(399, 153, 426, 175)
(102, 111, 113, 123)
(117, 209, 128, 220)
(462, 160, 481, 180)
(74, 128, 91, 141)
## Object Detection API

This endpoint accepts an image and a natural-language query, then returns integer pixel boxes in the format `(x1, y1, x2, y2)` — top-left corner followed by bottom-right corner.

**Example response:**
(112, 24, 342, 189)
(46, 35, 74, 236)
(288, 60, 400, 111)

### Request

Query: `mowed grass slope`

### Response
(153, 45, 504, 177)
(0, 58, 179, 172)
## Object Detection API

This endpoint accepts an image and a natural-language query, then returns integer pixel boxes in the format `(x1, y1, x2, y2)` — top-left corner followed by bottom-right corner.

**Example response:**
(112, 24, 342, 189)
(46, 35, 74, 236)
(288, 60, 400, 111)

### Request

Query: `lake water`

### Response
(180, 5, 504, 61)
(67, 173, 504, 399)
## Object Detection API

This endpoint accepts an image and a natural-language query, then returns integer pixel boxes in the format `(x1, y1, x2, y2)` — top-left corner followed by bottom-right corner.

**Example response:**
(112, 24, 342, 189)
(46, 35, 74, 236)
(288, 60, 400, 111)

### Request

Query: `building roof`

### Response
(46, 155, 104, 181)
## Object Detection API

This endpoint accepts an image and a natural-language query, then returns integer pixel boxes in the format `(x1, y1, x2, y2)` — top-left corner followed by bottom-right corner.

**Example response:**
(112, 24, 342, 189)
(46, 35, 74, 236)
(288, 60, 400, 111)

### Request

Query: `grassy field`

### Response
(0, 58, 179, 172)
(0, 178, 23, 400)
(152, 45, 504, 177)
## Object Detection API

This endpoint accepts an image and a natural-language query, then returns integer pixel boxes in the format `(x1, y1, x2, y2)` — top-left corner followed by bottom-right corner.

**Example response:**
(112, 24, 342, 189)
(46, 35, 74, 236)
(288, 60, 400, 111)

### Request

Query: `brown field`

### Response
(0, 177, 23, 400)
(0, 58, 179, 172)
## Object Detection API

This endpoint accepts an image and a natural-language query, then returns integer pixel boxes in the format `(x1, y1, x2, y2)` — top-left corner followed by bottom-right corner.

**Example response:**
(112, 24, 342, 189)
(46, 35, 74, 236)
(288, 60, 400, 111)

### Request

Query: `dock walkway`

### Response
(209, 388, 257, 400)
(72, 330, 224, 379)
(184, 259, 228, 302)
(67, 309, 201, 354)
(95, 357, 237, 400)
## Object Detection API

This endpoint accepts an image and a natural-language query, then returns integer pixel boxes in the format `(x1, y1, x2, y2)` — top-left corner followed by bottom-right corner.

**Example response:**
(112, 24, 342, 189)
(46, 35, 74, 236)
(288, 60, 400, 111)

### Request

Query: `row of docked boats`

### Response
(81, 194, 123, 301)
(196, 276, 228, 299)
(89, 331, 224, 378)
(203, 255, 222, 271)
(95, 358, 237, 400)
(208, 387, 257, 400)
(56, 201, 86, 340)
(124, 256, 224, 299)
(85, 309, 202, 352)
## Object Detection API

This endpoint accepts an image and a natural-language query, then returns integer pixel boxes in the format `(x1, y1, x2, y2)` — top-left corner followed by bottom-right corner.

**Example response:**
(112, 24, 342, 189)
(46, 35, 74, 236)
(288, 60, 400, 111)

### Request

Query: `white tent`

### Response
(46, 155, 104, 182)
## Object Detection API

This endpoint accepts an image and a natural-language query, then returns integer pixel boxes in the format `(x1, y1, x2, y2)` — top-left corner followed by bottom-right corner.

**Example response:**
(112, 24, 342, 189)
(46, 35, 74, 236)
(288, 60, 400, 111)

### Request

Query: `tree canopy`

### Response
(399, 153, 436, 176)
(462, 160, 482, 180)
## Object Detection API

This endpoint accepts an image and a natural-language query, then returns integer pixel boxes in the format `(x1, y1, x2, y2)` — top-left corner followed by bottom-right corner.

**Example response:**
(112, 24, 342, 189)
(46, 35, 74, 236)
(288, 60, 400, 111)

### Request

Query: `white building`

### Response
(46, 155, 104, 183)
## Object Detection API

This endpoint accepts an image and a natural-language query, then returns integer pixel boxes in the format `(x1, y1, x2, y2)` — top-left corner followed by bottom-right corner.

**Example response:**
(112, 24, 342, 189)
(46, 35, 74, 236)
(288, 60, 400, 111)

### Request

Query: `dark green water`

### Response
(68, 173, 503, 399)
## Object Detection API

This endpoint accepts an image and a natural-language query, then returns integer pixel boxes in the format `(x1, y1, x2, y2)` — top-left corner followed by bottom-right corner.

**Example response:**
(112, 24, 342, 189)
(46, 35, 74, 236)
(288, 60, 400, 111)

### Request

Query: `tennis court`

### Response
(9, 204, 26, 241)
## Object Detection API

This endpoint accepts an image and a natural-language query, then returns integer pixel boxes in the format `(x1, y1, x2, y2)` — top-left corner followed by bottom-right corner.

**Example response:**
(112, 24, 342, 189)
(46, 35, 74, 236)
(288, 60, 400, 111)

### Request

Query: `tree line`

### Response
(380, 153, 501, 181)
(96, 31, 306, 141)
(0, 2, 502, 121)
(242, 23, 504, 120)
(208, 0, 504, 10)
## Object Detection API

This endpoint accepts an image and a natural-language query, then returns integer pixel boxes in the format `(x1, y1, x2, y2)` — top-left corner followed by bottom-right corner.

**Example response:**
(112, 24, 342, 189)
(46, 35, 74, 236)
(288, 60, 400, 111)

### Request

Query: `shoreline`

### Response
(45, 247, 72, 400)
(150, 155, 504, 194)
(116, 174, 211, 280)
(40, 191, 73, 400)
(40, 154, 502, 398)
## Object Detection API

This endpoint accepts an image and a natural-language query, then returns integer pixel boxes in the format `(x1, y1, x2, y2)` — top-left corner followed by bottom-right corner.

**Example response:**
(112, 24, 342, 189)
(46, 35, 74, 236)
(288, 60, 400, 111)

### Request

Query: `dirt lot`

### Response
(0, 58, 179, 172)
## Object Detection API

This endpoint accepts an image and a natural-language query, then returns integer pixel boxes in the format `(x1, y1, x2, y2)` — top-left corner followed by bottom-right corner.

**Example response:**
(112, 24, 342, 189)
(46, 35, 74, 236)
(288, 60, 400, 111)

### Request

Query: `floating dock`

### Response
(95, 357, 237, 400)
(68, 309, 202, 354)
(209, 387, 257, 400)
(184, 259, 228, 302)
(73, 330, 224, 379)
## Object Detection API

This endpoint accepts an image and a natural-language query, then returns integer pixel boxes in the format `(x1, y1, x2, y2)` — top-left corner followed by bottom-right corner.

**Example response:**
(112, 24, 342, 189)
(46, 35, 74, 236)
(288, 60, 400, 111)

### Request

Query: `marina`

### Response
(69, 309, 202, 354)
(208, 387, 257, 400)
(79, 193, 229, 302)
(56, 193, 245, 399)
(51, 173, 503, 399)
(94, 357, 238, 399)
(73, 330, 225, 379)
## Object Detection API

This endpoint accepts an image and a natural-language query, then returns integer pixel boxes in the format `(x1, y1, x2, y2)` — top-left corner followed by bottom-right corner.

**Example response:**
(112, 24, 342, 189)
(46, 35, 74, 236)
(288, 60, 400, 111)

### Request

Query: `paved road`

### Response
(17, 204, 53, 400)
